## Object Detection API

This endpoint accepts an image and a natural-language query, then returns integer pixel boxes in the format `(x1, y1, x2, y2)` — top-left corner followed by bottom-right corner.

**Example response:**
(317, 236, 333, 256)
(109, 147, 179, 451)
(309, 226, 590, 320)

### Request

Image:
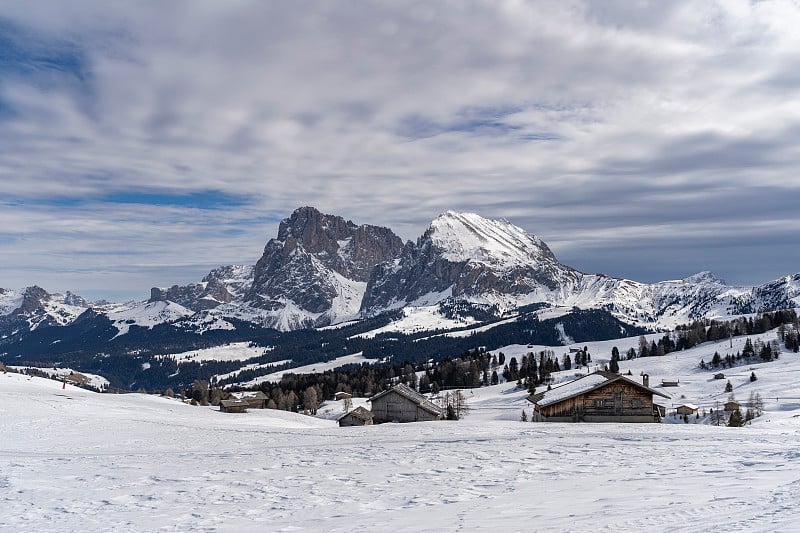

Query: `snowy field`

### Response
(3, 350, 800, 532)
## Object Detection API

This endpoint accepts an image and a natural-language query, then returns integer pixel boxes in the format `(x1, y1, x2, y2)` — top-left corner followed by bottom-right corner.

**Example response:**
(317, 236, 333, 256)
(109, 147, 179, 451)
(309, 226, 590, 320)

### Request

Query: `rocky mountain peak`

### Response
(245, 207, 404, 325)
(425, 211, 557, 267)
(14, 286, 50, 315)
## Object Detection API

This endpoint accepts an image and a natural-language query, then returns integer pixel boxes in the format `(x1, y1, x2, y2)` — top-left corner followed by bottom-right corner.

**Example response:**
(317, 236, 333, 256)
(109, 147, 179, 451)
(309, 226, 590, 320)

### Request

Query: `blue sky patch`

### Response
(101, 190, 251, 210)
(0, 18, 93, 87)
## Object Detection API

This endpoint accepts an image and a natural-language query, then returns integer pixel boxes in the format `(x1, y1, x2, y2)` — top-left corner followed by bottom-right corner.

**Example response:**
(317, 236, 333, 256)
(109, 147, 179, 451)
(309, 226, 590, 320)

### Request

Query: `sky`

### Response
(1, 0, 799, 302)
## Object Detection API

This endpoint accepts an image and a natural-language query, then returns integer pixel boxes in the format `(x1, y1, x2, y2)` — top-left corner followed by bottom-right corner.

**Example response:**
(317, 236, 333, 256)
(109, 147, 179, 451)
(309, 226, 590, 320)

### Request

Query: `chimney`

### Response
(642, 374, 649, 388)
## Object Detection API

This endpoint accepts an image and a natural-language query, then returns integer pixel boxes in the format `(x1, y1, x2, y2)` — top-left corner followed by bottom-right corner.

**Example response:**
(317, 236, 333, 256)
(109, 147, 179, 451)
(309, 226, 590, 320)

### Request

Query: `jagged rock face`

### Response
(361, 212, 579, 314)
(13, 286, 51, 315)
(150, 265, 254, 312)
(245, 207, 405, 319)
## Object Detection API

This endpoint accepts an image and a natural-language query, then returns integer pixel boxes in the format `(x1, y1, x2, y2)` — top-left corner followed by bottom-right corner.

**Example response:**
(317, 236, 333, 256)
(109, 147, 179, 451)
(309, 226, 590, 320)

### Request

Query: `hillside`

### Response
(3, 337, 800, 532)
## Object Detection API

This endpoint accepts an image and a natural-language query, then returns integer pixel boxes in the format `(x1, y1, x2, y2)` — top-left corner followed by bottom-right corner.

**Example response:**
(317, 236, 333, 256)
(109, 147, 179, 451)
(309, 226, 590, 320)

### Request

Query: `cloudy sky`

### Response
(2, 0, 799, 301)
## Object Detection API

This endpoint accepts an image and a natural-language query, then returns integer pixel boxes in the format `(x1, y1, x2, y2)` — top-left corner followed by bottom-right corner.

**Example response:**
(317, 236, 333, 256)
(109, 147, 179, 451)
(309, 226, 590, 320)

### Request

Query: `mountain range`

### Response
(3, 206, 799, 338)
(2, 206, 799, 391)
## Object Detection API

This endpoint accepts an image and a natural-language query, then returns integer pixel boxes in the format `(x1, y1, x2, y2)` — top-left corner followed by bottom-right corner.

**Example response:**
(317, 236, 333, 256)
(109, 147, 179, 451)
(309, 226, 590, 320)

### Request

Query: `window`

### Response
(630, 399, 643, 409)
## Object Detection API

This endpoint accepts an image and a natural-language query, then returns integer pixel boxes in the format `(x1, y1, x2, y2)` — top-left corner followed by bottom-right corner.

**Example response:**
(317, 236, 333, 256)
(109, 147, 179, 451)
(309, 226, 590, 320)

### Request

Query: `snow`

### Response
(3, 361, 800, 532)
(154, 342, 271, 363)
(354, 304, 477, 339)
(104, 300, 194, 336)
(233, 352, 381, 387)
(535, 374, 610, 407)
(429, 211, 550, 266)
(8, 366, 109, 390)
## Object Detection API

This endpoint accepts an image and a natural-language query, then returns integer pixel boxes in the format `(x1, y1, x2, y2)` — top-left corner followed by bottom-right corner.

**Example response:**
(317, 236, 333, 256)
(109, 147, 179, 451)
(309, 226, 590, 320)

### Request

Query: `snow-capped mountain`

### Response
(0, 286, 92, 330)
(360, 211, 800, 330)
(240, 206, 405, 329)
(3, 208, 799, 340)
(149, 265, 255, 312)
(361, 211, 581, 314)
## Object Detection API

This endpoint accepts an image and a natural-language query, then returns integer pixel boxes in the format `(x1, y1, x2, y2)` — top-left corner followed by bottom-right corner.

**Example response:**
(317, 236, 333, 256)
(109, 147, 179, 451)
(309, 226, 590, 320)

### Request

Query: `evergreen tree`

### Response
(490, 370, 498, 385)
(728, 408, 745, 427)
(520, 410, 528, 422)
(725, 380, 733, 393)
(750, 371, 757, 382)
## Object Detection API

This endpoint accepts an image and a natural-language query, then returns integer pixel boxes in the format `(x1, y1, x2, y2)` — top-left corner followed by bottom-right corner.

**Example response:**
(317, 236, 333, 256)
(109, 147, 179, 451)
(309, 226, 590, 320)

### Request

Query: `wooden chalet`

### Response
(528, 371, 671, 423)
(369, 383, 444, 423)
(338, 406, 374, 427)
(676, 403, 699, 416)
(219, 399, 249, 413)
(724, 400, 741, 412)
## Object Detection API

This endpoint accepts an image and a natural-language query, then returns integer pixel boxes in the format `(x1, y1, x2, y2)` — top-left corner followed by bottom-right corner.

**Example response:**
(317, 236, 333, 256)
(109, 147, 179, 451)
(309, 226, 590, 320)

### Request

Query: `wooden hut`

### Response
(676, 403, 699, 416)
(219, 399, 249, 413)
(369, 383, 444, 423)
(233, 391, 268, 409)
(713, 373, 725, 380)
(724, 400, 741, 412)
(338, 406, 374, 427)
(661, 379, 680, 387)
(335, 391, 353, 401)
(528, 371, 670, 423)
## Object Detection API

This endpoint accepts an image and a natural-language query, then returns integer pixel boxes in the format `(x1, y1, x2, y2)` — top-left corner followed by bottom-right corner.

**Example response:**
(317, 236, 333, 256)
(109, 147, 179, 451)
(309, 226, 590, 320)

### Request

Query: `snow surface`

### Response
(354, 304, 477, 339)
(3, 360, 800, 532)
(232, 352, 381, 387)
(430, 211, 550, 266)
(8, 366, 109, 390)
(4, 326, 800, 531)
(534, 373, 610, 407)
(154, 342, 271, 364)
(103, 300, 194, 336)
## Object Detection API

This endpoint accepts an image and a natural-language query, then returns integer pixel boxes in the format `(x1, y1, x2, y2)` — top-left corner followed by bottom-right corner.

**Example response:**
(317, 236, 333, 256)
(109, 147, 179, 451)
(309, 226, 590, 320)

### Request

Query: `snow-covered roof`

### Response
(337, 406, 373, 422)
(532, 374, 610, 407)
(369, 383, 444, 416)
(530, 371, 670, 407)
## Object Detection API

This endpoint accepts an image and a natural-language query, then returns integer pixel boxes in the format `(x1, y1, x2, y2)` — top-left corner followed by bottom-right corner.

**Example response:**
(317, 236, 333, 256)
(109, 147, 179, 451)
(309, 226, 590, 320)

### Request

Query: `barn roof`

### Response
(338, 406, 374, 422)
(220, 399, 249, 408)
(528, 371, 670, 407)
(369, 383, 444, 417)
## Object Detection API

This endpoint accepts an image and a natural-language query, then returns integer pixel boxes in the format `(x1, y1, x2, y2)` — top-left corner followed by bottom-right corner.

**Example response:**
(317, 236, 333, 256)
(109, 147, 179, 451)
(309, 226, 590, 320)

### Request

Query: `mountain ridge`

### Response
(2, 206, 799, 338)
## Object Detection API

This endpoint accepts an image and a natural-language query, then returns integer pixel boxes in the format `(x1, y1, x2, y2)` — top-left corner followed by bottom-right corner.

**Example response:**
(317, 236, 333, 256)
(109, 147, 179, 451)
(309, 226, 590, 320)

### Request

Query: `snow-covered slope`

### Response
(102, 300, 194, 336)
(0, 286, 91, 329)
(3, 334, 800, 533)
(362, 211, 800, 332)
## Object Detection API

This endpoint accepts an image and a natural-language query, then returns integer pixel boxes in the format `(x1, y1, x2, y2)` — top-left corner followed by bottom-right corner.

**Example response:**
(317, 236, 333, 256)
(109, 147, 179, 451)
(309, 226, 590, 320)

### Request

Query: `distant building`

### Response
(338, 406, 374, 427)
(369, 383, 444, 423)
(335, 392, 353, 401)
(661, 379, 680, 387)
(65, 371, 90, 386)
(233, 391, 268, 409)
(724, 400, 741, 412)
(676, 403, 699, 416)
(219, 399, 249, 413)
(527, 371, 670, 423)
(714, 373, 725, 380)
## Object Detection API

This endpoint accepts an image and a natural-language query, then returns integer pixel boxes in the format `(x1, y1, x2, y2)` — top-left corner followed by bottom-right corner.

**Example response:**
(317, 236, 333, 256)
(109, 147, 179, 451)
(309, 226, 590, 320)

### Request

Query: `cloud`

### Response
(1, 0, 799, 299)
